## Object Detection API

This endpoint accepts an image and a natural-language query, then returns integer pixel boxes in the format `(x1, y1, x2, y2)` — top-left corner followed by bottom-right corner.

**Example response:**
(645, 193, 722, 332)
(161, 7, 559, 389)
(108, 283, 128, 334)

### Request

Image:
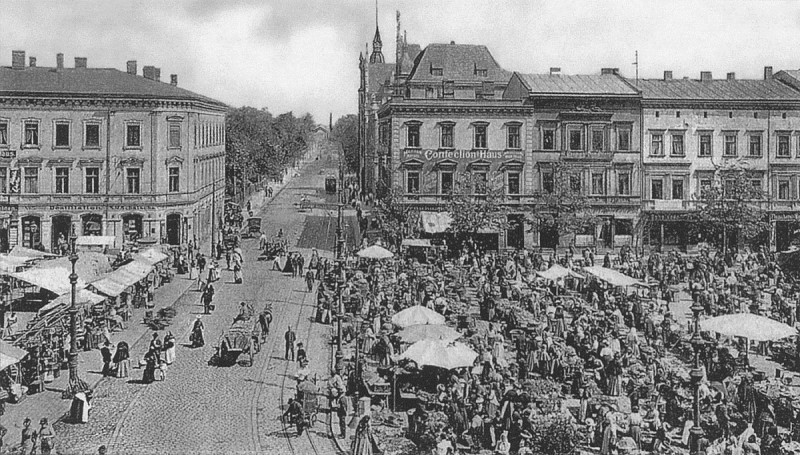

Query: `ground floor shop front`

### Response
(0, 190, 221, 253)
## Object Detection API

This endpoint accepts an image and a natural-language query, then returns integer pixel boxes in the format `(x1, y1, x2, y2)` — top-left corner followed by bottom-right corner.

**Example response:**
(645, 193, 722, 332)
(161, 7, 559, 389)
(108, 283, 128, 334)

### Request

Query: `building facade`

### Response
(0, 51, 226, 252)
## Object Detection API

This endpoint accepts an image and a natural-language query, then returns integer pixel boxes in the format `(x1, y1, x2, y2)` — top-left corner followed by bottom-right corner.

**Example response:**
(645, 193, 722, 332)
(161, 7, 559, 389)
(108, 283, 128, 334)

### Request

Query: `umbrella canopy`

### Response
(391, 305, 445, 328)
(0, 340, 27, 371)
(397, 324, 462, 344)
(395, 339, 478, 370)
(699, 313, 797, 341)
(536, 264, 584, 282)
(357, 245, 394, 260)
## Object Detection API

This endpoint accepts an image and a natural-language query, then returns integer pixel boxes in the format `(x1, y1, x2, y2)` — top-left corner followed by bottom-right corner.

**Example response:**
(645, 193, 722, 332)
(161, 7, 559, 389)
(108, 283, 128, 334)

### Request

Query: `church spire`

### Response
(369, 0, 385, 64)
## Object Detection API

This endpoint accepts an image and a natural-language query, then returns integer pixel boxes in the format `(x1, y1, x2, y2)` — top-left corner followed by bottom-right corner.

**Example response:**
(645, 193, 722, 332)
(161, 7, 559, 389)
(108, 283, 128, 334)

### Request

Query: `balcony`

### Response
(588, 195, 641, 206)
(643, 199, 696, 211)
(561, 151, 614, 162)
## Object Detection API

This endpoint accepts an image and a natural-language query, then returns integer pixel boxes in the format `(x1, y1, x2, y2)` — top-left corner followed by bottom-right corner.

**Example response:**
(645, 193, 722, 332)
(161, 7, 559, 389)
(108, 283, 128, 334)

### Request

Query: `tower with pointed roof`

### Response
(369, 1, 385, 64)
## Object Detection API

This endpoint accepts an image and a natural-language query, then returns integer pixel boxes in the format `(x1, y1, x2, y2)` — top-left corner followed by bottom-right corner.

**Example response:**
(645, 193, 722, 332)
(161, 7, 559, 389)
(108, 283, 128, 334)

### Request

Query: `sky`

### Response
(2, 0, 800, 124)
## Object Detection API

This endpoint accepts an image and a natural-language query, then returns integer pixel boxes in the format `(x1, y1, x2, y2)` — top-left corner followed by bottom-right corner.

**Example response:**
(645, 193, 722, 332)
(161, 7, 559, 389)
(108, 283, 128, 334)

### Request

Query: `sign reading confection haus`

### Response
(403, 149, 524, 162)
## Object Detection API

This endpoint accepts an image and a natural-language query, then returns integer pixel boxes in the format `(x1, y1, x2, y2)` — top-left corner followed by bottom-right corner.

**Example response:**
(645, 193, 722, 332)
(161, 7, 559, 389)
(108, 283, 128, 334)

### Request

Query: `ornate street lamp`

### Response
(335, 143, 346, 368)
(64, 225, 88, 399)
(689, 298, 705, 454)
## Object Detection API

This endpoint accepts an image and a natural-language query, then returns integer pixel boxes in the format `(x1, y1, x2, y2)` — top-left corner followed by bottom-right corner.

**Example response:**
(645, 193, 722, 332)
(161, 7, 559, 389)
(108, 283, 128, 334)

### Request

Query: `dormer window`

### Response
(430, 63, 443, 77)
(474, 63, 488, 77)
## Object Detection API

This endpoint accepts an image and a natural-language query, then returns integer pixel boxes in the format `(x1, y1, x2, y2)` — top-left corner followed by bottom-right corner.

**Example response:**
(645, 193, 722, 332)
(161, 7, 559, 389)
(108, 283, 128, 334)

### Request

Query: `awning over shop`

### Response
(421, 211, 452, 234)
(536, 264, 584, 282)
(583, 266, 647, 288)
(0, 341, 28, 371)
(37, 252, 112, 283)
(132, 248, 169, 266)
(90, 278, 128, 298)
(401, 239, 433, 248)
(11, 267, 86, 295)
(9, 245, 58, 259)
(0, 255, 31, 273)
(76, 236, 116, 248)
(38, 289, 106, 316)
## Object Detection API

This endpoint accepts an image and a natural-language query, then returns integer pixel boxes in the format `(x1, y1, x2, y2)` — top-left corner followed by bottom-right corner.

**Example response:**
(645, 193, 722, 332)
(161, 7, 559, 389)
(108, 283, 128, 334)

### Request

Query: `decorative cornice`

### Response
(379, 103, 533, 118)
(45, 157, 76, 167)
(78, 158, 105, 167)
(118, 157, 145, 168)
(165, 155, 184, 166)
(0, 95, 227, 113)
(642, 99, 800, 110)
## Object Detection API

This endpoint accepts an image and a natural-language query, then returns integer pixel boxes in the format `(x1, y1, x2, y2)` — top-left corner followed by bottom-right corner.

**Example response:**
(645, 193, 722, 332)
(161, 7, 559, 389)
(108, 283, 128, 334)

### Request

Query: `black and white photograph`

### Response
(2, 1, 800, 454)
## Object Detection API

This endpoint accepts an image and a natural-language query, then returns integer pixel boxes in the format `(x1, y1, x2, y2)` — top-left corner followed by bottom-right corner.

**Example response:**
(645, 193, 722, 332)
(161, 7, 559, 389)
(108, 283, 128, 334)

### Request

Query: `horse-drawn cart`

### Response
(215, 302, 270, 366)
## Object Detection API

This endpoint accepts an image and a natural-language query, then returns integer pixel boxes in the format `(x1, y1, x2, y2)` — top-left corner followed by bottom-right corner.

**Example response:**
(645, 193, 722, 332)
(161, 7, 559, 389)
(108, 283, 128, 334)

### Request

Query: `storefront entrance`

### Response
(166, 214, 181, 246)
(51, 215, 72, 254)
(540, 224, 559, 250)
(121, 214, 143, 243)
(506, 214, 524, 250)
(82, 214, 103, 236)
(776, 221, 800, 252)
(21, 216, 41, 250)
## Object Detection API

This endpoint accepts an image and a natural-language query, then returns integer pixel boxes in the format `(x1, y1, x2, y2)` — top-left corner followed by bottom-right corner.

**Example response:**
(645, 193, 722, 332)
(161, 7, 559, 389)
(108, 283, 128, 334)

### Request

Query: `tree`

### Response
(528, 162, 596, 248)
(692, 162, 769, 252)
(373, 186, 419, 250)
(331, 114, 359, 173)
(445, 174, 509, 239)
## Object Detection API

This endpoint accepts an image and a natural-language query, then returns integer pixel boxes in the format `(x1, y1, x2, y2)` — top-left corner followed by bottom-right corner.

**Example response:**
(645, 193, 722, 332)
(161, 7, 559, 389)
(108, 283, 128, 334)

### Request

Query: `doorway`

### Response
(540, 223, 559, 250)
(121, 214, 143, 243)
(51, 215, 72, 254)
(21, 216, 40, 250)
(166, 214, 181, 246)
(506, 214, 524, 250)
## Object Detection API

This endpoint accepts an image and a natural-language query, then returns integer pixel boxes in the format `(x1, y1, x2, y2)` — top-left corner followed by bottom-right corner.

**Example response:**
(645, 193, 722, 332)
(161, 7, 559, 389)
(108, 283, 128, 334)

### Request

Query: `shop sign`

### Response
(47, 205, 150, 211)
(404, 149, 522, 161)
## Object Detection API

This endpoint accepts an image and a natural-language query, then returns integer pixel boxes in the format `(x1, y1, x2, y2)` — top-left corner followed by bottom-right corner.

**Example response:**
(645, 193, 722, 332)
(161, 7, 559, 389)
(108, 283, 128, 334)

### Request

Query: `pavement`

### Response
(0, 145, 347, 454)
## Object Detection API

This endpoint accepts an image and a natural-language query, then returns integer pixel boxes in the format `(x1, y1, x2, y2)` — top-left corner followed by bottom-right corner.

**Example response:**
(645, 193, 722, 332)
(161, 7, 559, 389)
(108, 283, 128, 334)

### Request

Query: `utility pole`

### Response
(335, 141, 345, 368)
(64, 225, 88, 399)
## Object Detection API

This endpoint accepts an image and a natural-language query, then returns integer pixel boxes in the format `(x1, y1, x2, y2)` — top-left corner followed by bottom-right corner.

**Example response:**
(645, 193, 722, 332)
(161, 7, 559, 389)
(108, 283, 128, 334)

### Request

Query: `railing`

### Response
(642, 199, 696, 211)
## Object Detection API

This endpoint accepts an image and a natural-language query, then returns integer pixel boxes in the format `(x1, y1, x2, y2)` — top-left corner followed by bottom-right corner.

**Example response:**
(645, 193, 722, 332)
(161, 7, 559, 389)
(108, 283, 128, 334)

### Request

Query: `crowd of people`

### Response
(314, 237, 800, 455)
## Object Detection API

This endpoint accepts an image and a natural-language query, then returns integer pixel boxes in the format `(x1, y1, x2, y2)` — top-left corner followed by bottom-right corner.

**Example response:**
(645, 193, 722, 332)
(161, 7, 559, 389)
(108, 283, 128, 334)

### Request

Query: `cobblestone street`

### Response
(37, 154, 350, 455)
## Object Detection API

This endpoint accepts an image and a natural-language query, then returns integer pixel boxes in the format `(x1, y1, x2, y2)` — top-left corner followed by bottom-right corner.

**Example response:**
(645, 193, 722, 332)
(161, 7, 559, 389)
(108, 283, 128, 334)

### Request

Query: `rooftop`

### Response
(633, 77, 800, 101)
(406, 43, 511, 84)
(0, 66, 226, 107)
(516, 73, 639, 96)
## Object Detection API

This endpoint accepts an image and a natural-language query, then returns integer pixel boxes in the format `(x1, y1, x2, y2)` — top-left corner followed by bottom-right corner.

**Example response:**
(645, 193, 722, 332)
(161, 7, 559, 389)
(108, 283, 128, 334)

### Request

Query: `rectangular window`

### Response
(0, 122, 7, 146)
(618, 172, 631, 195)
(569, 174, 581, 192)
(55, 167, 70, 194)
(651, 179, 663, 200)
(85, 167, 99, 194)
(126, 124, 141, 147)
(699, 133, 712, 157)
(778, 135, 791, 157)
(651, 133, 663, 156)
(700, 179, 712, 194)
(671, 134, 685, 156)
(672, 179, 684, 200)
(55, 123, 70, 147)
(751, 179, 762, 192)
(425, 87, 435, 99)
(507, 172, 520, 195)
(24, 122, 39, 146)
(724, 134, 737, 156)
(442, 80, 454, 97)
(407, 124, 420, 148)
(507, 125, 520, 149)
(430, 67, 443, 77)
(542, 128, 555, 150)
(440, 124, 454, 148)
(169, 124, 181, 148)
(473, 172, 488, 194)
(591, 129, 604, 152)
(440, 171, 454, 194)
(569, 129, 583, 151)
(542, 172, 554, 193)
(85, 124, 100, 148)
(23, 167, 38, 193)
(406, 170, 420, 194)
(168, 167, 180, 192)
(591, 172, 605, 195)
(126, 168, 140, 194)
(749, 134, 762, 157)
(474, 125, 487, 149)
(617, 128, 630, 151)
(0, 168, 6, 193)
(779, 180, 791, 200)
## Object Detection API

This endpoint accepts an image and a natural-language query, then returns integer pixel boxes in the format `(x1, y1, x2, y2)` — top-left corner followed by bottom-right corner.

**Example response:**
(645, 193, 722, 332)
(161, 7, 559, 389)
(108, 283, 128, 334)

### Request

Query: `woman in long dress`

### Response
(142, 349, 158, 383)
(163, 332, 176, 365)
(114, 341, 130, 378)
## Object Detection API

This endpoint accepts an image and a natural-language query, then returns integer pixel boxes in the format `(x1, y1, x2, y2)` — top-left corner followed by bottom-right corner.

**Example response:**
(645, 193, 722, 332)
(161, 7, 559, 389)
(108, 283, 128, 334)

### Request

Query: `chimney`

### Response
(11, 50, 25, 69)
(170, 74, 178, 86)
(154, 68, 161, 82)
(700, 71, 712, 82)
(126, 60, 137, 75)
(29, 57, 36, 67)
(601, 68, 619, 75)
(56, 53, 64, 69)
(74, 57, 87, 69)
(142, 65, 155, 80)
(663, 70, 673, 80)
(727, 72, 736, 81)
(764, 66, 773, 80)
(549, 67, 561, 76)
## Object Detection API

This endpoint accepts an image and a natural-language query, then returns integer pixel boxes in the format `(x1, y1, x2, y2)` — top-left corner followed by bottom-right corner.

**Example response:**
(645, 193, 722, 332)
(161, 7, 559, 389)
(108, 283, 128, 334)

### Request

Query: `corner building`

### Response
(0, 51, 226, 252)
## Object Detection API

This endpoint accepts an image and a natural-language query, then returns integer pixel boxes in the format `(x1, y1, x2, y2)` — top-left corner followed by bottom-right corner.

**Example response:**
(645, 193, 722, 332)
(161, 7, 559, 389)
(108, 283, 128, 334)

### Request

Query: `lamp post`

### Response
(64, 225, 88, 399)
(689, 298, 705, 454)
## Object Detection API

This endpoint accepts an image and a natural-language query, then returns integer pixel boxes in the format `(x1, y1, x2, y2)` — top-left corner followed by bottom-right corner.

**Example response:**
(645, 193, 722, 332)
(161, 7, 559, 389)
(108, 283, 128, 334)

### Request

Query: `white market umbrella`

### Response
(0, 341, 27, 371)
(699, 313, 797, 342)
(394, 339, 478, 370)
(397, 324, 462, 344)
(391, 305, 445, 328)
(356, 245, 394, 260)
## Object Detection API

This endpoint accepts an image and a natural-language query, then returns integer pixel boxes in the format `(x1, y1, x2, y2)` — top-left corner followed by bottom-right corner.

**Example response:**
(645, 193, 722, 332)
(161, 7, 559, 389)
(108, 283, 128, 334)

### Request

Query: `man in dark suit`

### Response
(285, 326, 296, 360)
(100, 341, 113, 377)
